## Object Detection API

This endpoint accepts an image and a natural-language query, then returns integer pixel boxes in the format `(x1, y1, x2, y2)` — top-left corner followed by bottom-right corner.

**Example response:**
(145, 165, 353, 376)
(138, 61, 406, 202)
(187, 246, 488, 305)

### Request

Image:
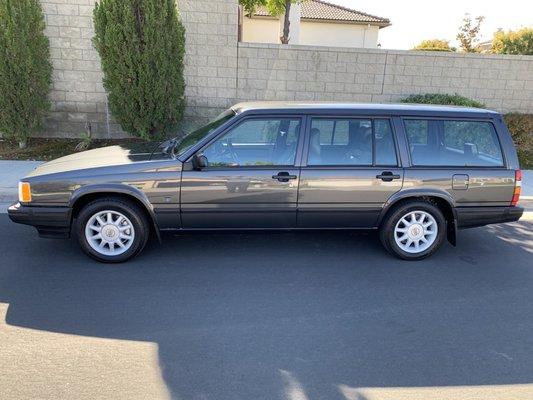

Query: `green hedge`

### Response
(401, 93, 486, 108)
(0, 0, 52, 148)
(504, 114, 533, 169)
(93, 0, 186, 141)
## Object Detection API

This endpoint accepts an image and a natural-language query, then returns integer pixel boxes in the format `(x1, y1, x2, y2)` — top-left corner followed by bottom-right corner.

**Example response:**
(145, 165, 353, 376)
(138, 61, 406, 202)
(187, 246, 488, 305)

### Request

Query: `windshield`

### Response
(174, 109, 236, 157)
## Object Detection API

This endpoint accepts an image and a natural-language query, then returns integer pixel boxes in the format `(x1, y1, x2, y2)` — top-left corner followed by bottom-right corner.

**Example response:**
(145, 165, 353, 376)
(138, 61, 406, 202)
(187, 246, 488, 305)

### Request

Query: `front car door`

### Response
(298, 116, 404, 228)
(181, 116, 304, 228)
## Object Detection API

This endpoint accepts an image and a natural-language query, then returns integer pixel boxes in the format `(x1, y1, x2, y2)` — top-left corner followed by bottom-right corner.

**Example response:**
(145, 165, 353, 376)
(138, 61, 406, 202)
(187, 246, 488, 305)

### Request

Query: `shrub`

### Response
(413, 39, 456, 52)
(504, 113, 533, 150)
(0, 0, 52, 148)
(492, 28, 533, 55)
(401, 93, 486, 108)
(93, 0, 186, 141)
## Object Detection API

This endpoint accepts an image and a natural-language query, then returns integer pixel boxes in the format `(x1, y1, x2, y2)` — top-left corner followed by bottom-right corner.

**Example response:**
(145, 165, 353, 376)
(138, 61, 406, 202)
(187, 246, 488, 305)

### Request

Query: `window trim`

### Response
(302, 115, 400, 169)
(190, 114, 306, 170)
(401, 117, 507, 169)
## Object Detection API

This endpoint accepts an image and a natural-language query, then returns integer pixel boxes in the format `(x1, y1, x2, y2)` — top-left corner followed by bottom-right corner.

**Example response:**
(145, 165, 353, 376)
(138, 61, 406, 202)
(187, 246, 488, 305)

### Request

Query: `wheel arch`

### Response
(70, 185, 161, 242)
(379, 190, 458, 246)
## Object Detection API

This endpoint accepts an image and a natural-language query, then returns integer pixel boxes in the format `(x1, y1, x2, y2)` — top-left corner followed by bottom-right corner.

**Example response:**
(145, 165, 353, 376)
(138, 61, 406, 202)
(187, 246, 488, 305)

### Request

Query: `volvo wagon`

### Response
(9, 102, 524, 262)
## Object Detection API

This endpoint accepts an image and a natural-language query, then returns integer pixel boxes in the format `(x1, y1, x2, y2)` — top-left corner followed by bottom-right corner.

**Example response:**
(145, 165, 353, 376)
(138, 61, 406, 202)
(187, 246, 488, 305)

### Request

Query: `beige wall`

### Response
(242, 17, 279, 44)
(237, 43, 533, 113)
(242, 16, 380, 48)
(37, 0, 532, 138)
(40, 0, 238, 138)
(300, 22, 379, 48)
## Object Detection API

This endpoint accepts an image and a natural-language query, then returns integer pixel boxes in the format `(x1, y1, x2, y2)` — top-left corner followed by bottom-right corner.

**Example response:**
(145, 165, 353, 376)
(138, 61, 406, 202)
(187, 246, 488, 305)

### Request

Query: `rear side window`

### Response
(404, 119, 504, 167)
(308, 118, 397, 166)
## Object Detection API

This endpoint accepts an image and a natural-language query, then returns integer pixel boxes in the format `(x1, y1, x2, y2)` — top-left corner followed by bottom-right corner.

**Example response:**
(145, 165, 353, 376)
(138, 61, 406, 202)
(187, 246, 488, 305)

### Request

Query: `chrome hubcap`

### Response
(85, 210, 135, 256)
(394, 211, 438, 254)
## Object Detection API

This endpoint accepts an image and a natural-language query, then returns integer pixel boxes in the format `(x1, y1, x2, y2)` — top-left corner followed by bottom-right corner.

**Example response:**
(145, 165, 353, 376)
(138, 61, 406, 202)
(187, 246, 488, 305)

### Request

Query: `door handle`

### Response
(376, 171, 401, 182)
(272, 172, 297, 182)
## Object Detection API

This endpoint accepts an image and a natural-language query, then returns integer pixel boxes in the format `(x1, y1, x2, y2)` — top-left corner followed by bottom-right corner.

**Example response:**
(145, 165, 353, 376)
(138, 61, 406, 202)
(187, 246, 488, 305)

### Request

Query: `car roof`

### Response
(231, 101, 499, 117)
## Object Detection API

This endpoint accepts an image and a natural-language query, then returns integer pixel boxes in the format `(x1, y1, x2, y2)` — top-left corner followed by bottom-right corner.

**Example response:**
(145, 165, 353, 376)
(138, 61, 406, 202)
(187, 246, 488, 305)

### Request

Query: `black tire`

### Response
(76, 197, 150, 263)
(379, 200, 446, 261)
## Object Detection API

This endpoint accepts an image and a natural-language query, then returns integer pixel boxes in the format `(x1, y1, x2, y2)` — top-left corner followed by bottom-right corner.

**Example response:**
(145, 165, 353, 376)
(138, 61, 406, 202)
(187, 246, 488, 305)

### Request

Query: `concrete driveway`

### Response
(1, 214, 532, 400)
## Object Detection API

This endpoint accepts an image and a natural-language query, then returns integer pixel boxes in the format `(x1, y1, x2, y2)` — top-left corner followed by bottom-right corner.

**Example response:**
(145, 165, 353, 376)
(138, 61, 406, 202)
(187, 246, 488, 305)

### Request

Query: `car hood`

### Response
(26, 142, 172, 178)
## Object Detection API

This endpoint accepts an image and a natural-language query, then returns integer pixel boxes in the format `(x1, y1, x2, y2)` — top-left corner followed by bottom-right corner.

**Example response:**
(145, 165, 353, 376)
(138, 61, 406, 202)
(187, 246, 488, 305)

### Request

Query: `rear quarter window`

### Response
(404, 119, 504, 167)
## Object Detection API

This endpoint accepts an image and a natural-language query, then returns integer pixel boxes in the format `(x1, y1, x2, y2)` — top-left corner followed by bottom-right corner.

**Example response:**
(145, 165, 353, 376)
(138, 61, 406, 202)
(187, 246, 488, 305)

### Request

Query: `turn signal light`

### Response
(18, 182, 32, 203)
(511, 170, 522, 207)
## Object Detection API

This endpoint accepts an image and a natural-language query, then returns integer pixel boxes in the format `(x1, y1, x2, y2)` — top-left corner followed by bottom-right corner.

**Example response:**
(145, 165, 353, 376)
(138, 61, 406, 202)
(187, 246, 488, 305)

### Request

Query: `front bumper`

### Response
(8, 202, 72, 238)
(456, 206, 524, 229)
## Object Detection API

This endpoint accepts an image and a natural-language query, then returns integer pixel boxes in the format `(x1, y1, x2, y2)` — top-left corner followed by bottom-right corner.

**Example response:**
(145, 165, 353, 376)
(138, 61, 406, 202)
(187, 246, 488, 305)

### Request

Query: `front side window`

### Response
(405, 119, 504, 167)
(175, 109, 236, 157)
(308, 118, 397, 166)
(201, 118, 301, 167)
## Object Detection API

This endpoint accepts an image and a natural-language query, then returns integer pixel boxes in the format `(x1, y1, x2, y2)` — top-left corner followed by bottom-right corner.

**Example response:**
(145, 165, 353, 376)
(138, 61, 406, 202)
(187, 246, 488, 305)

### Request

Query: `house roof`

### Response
(253, 0, 391, 27)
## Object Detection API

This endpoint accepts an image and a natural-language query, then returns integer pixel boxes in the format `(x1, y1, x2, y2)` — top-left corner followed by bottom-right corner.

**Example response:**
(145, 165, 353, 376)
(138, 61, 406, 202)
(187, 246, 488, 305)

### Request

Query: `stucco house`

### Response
(240, 0, 391, 48)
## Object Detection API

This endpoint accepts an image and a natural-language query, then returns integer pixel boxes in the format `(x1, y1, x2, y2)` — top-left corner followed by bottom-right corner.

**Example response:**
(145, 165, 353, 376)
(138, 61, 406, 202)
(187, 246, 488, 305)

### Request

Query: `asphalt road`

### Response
(1, 214, 533, 400)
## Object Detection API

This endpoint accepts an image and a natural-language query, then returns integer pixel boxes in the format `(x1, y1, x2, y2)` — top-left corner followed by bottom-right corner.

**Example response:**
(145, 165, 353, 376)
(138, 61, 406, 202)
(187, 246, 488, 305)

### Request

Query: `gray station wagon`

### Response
(9, 102, 524, 263)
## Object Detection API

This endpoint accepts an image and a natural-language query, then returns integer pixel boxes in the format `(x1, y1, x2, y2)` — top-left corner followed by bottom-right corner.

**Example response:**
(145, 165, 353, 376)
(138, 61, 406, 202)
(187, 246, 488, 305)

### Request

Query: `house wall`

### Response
(242, 17, 380, 49)
(237, 43, 533, 113)
(300, 22, 379, 48)
(39, 0, 238, 138)
(242, 17, 279, 44)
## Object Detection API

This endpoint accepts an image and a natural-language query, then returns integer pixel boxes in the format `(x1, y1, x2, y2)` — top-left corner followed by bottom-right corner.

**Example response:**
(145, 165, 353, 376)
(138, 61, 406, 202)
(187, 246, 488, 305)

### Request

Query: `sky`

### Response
(328, 0, 533, 49)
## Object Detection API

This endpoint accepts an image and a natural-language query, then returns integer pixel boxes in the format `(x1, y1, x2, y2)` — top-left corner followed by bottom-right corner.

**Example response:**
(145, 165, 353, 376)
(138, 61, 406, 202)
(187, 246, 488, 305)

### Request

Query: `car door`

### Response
(180, 116, 304, 228)
(298, 117, 404, 228)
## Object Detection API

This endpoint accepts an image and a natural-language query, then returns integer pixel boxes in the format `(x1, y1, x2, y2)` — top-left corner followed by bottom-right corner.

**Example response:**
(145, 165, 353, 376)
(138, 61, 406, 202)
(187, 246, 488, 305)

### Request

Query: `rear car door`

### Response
(180, 116, 304, 228)
(298, 117, 404, 228)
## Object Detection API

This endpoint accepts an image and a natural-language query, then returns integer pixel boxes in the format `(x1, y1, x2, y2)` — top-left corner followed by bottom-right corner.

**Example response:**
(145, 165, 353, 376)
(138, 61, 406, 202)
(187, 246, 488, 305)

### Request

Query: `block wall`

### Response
(39, 0, 238, 138)
(38, 1, 532, 138)
(237, 42, 533, 113)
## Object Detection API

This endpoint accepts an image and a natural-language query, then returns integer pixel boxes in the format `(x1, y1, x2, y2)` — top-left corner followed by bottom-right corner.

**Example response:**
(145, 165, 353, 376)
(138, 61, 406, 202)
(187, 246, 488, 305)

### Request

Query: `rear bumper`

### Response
(8, 202, 72, 238)
(456, 206, 524, 229)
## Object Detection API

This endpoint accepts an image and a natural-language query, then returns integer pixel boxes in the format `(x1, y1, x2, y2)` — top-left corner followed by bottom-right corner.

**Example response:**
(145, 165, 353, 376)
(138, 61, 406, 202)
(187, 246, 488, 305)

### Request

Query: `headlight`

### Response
(18, 182, 32, 203)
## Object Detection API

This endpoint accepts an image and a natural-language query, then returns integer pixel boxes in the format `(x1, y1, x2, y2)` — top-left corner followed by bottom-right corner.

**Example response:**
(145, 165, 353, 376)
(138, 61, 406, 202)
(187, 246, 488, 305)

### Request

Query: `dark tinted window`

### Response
(175, 109, 236, 156)
(374, 119, 397, 166)
(308, 118, 397, 166)
(405, 119, 504, 167)
(202, 118, 301, 167)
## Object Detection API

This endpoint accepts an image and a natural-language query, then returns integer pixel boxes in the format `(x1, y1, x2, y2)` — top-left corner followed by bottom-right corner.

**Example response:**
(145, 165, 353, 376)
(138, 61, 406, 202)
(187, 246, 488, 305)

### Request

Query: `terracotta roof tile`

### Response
(254, 0, 390, 26)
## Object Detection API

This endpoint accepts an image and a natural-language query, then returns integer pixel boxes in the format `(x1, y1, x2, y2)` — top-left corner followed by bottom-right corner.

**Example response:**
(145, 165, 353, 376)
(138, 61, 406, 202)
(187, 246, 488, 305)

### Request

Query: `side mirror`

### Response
(192, 153, 208, 170)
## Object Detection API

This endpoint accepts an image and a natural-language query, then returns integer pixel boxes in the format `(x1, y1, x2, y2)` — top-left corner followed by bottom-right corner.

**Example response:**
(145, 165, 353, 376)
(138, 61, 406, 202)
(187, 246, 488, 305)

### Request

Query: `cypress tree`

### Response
(93, 0, 186, 140)
(0, 0, 52, 148)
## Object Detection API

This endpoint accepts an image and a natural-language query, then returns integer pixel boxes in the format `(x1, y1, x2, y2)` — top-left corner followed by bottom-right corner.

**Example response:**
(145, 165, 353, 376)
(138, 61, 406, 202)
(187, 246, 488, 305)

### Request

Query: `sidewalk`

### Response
(0, 161, 43, 202)
(0, 160, 532, 209)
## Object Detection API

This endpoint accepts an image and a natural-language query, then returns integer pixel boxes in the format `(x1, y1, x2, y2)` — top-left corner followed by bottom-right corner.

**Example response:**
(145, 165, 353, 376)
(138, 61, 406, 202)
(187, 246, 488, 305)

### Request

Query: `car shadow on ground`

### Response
(1, 216, 533, 399)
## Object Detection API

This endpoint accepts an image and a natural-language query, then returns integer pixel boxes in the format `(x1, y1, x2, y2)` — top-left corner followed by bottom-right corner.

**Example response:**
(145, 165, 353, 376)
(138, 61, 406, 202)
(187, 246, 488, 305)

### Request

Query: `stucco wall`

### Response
(300, 22, 379, 48)
(40, 0, 238, 138)
(237, 42, 533, 113)
(242, 17, 279, 44)
(242, 17, 380, 49)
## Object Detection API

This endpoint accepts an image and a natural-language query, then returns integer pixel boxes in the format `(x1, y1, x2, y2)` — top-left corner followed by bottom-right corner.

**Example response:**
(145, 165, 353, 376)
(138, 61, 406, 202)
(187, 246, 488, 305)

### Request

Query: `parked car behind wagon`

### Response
(9, 102, 523, 263)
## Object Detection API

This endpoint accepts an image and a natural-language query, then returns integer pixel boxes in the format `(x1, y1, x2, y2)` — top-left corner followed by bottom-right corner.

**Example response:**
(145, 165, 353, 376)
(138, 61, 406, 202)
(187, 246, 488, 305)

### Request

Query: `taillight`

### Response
(511, 170, 522, 206)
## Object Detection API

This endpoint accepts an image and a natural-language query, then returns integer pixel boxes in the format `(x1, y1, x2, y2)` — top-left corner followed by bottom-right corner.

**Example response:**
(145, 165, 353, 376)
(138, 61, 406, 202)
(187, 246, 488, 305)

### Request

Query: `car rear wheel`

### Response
(76, 198, 150, 263)
(380, 201, 446, 261)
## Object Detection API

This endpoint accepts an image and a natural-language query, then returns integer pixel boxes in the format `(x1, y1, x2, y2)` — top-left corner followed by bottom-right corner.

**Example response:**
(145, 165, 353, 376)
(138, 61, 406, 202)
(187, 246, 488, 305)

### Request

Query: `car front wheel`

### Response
(380, 201, 446, 261)
(76, 198, 150, 263)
